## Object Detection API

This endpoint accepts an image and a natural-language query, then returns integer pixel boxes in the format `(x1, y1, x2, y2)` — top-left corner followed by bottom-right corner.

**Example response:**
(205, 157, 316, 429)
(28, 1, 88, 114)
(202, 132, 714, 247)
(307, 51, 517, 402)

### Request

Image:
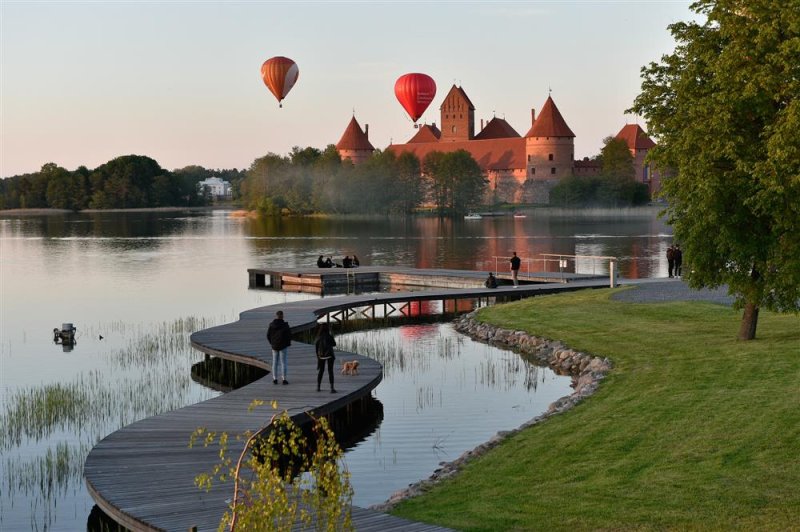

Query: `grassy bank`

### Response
(390, 288, 800, 531)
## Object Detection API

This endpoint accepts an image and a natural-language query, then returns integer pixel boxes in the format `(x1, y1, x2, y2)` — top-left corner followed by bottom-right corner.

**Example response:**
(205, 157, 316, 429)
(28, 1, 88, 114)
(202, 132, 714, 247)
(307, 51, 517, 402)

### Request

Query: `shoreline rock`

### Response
(371, 311, 612, 512)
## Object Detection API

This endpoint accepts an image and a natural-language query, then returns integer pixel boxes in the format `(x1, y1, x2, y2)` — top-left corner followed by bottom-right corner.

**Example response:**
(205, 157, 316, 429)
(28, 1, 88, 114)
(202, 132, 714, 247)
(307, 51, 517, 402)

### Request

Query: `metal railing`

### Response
(489, 254, 619, 287)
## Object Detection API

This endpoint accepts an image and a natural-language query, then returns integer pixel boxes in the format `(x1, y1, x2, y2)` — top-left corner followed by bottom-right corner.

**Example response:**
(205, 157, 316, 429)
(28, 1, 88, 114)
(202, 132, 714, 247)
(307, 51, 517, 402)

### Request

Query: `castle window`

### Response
(551, 167, 556, 175)
(452, 125, 457, 133)
(460, 114, 463, 119)
(548, 153, 553, 161)
(527, 155, 531, 162)
(531, 167, 536, 175)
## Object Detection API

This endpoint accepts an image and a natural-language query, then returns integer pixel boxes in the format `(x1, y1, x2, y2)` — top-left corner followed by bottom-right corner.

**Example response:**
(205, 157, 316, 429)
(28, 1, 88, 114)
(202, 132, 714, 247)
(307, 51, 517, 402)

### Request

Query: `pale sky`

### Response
(1, 0, 693, 177)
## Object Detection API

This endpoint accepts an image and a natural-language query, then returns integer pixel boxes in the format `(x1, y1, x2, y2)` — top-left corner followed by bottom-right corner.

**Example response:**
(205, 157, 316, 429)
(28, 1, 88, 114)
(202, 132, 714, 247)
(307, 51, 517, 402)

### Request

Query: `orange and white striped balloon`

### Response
(260, 56, 299, 107)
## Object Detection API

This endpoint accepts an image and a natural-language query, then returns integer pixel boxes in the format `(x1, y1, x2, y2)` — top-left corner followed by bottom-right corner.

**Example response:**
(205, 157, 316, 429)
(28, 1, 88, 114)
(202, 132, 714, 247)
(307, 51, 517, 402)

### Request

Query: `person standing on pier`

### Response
(315, 323, 337, 393)
(667, 245, 675, 278)
(267, 310, 291, 385)
(674, 245, 683, 277)
(510, 252, 521, 287)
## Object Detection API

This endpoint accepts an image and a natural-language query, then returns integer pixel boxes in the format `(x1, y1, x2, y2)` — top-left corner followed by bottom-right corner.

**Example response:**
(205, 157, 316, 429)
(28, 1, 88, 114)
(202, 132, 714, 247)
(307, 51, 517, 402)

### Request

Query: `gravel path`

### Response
(613, 278, 734, 306)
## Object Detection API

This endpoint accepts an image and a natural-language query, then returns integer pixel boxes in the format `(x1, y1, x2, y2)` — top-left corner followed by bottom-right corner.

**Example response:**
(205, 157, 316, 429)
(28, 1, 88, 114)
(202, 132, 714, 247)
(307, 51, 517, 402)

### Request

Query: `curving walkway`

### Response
(84, 278, 610, 531)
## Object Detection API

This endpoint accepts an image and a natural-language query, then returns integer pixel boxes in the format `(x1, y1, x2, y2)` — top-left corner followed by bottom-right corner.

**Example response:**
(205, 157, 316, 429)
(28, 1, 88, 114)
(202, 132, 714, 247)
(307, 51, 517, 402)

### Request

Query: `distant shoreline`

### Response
(0, 206, 224, 216)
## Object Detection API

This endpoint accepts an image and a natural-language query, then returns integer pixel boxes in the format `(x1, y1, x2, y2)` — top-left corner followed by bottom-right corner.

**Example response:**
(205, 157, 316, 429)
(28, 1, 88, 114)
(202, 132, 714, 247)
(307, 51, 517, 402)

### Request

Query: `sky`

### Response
(1, 0, 695, 177)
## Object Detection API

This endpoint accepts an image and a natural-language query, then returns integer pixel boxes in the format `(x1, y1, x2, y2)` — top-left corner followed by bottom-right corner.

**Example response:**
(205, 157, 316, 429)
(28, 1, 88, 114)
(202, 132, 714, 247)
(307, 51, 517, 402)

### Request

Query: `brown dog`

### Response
(341, 360, 359, 376)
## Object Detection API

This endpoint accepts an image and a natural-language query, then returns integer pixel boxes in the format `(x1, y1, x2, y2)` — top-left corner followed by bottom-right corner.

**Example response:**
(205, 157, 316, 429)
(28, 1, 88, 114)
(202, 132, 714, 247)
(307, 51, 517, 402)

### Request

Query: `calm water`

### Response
(0, 208, 672, 530)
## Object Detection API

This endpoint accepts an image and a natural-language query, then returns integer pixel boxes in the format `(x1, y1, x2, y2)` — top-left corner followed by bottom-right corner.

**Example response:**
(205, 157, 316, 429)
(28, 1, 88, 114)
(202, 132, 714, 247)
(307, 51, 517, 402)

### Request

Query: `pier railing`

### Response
(490, 254, 619, 288)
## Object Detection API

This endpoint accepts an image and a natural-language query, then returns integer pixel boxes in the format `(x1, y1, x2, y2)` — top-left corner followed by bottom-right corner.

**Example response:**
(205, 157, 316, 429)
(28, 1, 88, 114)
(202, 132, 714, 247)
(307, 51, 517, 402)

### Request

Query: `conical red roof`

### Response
(474, 117, 520, 140)
(615, 124, 655, 150)
(336, 116, 375, 151)
(407, 124, 442, 143)
(525, 96, 575, 138)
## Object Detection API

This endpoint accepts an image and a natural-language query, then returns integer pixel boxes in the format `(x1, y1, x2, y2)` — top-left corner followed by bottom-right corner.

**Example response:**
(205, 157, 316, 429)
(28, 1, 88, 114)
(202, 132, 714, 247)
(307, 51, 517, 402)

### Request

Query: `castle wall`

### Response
(485, 168, 527, 204)
(521, 179, 559, 204)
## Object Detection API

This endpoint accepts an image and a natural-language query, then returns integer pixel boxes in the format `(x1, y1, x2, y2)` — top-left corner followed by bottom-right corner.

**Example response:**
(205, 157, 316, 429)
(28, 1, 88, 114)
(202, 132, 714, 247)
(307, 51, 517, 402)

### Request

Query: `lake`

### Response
(0, 208, 672, 530)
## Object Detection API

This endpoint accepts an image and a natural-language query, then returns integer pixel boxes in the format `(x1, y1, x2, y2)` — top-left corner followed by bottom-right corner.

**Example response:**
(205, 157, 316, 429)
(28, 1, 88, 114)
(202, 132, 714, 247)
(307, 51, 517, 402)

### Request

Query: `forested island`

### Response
(1, 137, 648, 214)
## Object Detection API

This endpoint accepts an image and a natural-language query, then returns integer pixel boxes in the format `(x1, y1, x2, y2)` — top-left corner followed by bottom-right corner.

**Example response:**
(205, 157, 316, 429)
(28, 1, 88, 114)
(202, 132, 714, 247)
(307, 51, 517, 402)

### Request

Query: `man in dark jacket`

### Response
(267, 310, 292, 385)
(510, 252, 521, 287)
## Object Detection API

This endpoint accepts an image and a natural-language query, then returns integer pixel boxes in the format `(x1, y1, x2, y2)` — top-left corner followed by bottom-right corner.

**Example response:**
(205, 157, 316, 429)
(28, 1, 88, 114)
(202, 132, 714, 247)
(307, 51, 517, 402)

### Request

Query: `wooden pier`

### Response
(84, 268, 611, 531)
(249, 265, 606, 293)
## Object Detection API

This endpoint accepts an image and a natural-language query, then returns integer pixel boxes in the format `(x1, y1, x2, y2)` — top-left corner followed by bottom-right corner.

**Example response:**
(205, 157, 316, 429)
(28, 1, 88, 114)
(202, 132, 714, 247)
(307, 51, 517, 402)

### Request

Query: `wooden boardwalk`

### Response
(84, 270, 611, 531)
(249, 265, 606, 292)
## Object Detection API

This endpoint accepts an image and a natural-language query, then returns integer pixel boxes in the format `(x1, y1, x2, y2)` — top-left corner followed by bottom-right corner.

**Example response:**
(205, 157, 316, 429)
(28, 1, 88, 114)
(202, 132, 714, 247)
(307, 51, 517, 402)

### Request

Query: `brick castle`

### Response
(335, 85, 660, 204)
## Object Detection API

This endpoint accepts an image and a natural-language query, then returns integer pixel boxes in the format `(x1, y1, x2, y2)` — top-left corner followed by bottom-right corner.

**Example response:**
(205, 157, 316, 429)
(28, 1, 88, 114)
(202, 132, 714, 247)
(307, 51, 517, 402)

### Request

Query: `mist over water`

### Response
(0, 208, 672, 529)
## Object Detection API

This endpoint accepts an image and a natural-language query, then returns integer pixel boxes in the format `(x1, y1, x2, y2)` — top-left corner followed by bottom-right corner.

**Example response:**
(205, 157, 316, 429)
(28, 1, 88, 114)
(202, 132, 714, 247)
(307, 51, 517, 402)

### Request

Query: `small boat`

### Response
(513, 213, 527, 219)
(464, 213, 482, 220)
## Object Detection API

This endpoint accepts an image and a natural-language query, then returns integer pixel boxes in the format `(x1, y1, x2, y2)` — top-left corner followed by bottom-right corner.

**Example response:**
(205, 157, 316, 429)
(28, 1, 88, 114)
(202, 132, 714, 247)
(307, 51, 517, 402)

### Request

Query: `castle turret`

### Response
(615, 123, 659, 194)
(336, 116, 375, 164)
(525, 96, 575, 181)
(440, 85, 475, 142)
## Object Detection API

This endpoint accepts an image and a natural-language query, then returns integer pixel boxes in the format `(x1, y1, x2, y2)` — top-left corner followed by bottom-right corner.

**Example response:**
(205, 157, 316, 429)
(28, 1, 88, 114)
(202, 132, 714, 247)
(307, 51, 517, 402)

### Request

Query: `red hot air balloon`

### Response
(261, 56, 299, 107)
(394, 73, 436, 125)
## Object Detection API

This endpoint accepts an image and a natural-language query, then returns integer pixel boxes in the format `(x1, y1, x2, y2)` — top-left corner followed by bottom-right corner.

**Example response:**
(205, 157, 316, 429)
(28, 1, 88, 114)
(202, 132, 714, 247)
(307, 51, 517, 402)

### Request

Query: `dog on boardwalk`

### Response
(341, 360, 359, 376)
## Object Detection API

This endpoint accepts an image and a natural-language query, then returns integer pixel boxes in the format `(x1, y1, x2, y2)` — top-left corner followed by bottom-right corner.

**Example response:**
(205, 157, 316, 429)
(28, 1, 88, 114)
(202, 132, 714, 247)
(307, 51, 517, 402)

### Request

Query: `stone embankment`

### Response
(373, 311, 613, 512)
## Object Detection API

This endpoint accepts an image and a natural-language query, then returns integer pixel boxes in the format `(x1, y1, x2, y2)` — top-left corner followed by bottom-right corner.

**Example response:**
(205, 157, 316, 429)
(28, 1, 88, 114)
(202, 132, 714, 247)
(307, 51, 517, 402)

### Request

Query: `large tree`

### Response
(631, 0, 800, 339)
(423, 150, 486, 215)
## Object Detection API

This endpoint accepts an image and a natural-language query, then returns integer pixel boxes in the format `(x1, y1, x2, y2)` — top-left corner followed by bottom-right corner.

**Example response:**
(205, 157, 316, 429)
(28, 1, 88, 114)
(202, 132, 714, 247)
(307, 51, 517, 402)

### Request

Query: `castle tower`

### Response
(439, 85, 475, 142)
(615, 123, 656, 184)
(524, 96, 575, 182)
(335, 116, 375, 165)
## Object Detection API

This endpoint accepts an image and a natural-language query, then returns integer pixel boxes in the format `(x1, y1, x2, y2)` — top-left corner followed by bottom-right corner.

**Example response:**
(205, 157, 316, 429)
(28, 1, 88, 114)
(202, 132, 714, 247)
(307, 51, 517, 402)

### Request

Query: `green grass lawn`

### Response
(390, 288, 800, 531)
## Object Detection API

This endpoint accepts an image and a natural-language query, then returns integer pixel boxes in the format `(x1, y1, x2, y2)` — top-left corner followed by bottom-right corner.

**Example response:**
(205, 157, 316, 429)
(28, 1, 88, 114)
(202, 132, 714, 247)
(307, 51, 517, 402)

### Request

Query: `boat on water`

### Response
(464, 213, 482, 220)
(513, 213, 527, 218)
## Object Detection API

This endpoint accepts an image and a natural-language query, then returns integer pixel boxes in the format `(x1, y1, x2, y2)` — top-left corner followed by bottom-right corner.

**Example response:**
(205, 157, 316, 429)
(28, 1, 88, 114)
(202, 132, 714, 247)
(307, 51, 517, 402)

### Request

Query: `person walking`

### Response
(666, 245, 675, 278)
(315, 323, 337, 393)
(674, 245, 683, 277)
(267, 310, 291, 385)
(510, 252, 521, 287)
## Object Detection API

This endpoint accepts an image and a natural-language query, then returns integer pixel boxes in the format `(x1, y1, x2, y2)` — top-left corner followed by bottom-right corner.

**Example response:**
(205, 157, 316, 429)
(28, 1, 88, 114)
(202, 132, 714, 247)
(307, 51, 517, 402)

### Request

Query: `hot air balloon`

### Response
(394, 73, 436, 125)
(261, 56, 299, 107)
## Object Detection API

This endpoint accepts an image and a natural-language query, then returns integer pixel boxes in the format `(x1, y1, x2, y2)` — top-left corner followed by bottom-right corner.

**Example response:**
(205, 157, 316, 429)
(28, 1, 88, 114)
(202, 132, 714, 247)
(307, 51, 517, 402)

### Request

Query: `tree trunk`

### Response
(738, 302, 759, 340)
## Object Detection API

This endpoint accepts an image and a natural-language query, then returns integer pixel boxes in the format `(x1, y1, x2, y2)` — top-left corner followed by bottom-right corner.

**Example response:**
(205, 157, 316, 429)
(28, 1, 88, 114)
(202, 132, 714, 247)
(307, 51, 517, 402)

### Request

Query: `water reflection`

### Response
(336, 322, 573, 507)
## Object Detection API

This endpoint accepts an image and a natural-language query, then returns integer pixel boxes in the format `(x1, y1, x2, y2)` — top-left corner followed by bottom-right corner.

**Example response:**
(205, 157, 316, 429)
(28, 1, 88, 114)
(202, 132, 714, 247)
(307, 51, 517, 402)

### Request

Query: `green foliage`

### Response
(0, 157, 235, 210)
(631, 0, 800, 338)
(550, 175, 649, 207)
(599, 136, 635, 180)
(392, 288, 800, 530)
(192, 402, 353, 532)
(422, 150, 487, 215)
(239, 145, 426, 215)
(550, 136, 648, 207)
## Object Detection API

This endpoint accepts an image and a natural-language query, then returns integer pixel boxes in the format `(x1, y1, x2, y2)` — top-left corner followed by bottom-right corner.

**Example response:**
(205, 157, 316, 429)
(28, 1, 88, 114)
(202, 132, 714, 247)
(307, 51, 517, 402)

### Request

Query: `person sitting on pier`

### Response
(342, 256, 353, 268)
(352, 255, 360, 267)
(324, 257, 334, 268)
(485, 272, 498, 289)
(317, 255, 326, 268)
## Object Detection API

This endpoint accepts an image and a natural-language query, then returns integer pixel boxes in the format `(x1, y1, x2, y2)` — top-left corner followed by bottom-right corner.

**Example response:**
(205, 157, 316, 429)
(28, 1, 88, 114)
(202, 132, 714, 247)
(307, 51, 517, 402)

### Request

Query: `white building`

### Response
(197, 177, 232, 199)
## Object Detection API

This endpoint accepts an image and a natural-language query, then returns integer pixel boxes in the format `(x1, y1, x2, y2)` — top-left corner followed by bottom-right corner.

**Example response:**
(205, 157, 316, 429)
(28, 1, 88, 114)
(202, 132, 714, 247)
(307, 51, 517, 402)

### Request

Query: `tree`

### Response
(423, 150, 486, 215)
(631, 0, 800, 339)
(599, 136, 635, 180)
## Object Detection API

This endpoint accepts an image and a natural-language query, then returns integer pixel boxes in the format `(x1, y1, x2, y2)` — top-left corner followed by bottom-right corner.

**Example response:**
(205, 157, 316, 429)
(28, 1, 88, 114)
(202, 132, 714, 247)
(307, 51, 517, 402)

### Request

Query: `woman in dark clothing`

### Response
(315, 323, 337, 393)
